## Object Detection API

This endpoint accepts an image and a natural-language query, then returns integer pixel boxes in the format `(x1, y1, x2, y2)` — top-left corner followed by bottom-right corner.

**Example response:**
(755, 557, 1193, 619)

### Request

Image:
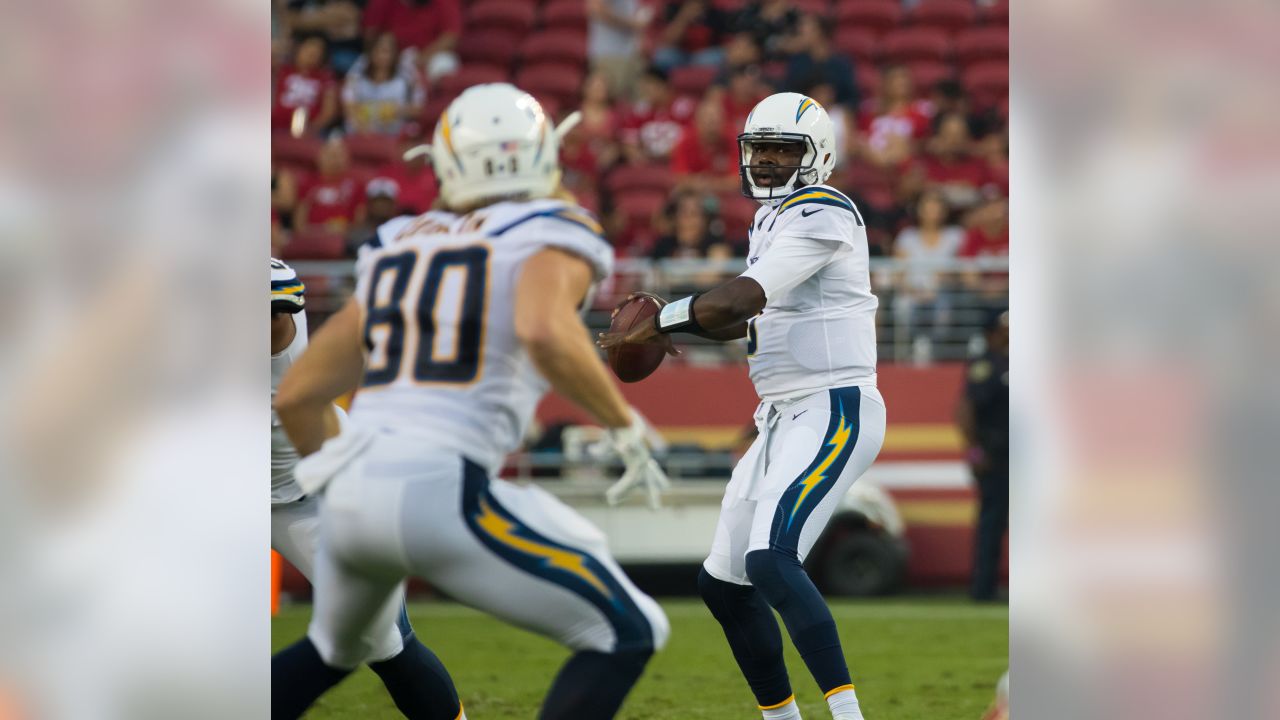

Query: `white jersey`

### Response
(739, 185, 878, 401)
(349, 198, 613, 472)
(271, 311, 308, 504)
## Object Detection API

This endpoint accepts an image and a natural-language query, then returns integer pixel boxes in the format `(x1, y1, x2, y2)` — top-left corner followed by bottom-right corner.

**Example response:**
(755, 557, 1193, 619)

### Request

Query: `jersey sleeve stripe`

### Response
(779, 190, 854, 213)
(487, 208, 606, 238)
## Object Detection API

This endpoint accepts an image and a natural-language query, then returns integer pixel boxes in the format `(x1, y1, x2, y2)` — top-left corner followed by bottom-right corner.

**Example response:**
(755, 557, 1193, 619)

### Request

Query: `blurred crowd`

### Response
(271, 0, 1008, 300)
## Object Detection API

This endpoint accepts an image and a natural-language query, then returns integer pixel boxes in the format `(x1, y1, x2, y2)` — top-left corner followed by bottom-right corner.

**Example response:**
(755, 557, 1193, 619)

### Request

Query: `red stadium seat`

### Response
(908, 0, 977, 34)
(670, 65, 719, 96)
(717, 193, 758, 238)
(880, 27, 951, 63)
(520, 30, 588, 66)
(606, 164, 674, 195)
(906, 60, 954, 92)
(344, 133, 401, 168)
(833, 0, 902, 36)
(834, 27, 875, 63)
(273, 133, 323, 172)
(613, 190, 667, 240)
(422, 95, 452, 129)
(283, 230, 347, 260)
(982, 0, 1009, 27)
(963, 61, 1008, 106)
(515, 63, 584, 109)
(834, 27, 879, 63)
(955, 27, 1009, 65)
(457, 30, 521, 68)
(541, 0, 588, 31)
(435, 64, 509, 99)
(466, 1, 536, 35)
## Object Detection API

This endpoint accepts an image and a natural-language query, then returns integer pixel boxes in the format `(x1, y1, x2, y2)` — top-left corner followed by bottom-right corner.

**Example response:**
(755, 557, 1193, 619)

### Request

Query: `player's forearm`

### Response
(277, 400, 332, 457)
(689, 278, 767, 331)
(687, 323, 747, 341)
(523, 320, 631, 430)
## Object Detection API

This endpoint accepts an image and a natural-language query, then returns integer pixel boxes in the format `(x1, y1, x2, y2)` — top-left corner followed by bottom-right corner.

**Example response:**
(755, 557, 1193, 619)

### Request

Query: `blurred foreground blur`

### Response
(0, 1, 269, 718)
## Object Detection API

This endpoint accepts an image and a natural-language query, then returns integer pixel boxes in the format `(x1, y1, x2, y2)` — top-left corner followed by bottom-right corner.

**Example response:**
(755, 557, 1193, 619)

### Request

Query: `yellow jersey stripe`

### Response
(758, 694, 796, 710)
(824, 684, 856, 699)
(271, 284, 305, 295)
(554, 210, 605, 236)
(780, 190, 846, 211)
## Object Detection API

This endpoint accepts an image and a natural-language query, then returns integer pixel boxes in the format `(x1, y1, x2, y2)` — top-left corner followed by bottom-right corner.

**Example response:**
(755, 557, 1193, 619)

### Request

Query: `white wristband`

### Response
(656, 295, 699, 333)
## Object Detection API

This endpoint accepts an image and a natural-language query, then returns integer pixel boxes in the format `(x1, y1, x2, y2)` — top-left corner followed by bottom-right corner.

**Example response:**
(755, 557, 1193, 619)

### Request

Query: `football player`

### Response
(272, 84, 670, 720)
(600, 93, 886, 720)
(271, 258, 462, 718)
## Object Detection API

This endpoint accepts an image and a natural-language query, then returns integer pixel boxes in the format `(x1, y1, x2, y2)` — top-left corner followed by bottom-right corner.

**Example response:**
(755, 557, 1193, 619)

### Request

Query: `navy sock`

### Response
(271, 637, 352, 720)
(368, 634, 462, 720)
(539, 649, 652, 720)
(697, 567, 794, 707)
(745, 548, 852, 693)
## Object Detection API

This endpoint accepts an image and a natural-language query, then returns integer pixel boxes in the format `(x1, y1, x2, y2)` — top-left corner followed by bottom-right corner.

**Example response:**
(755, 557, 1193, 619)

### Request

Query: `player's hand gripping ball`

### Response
(600, 293, 677, 383)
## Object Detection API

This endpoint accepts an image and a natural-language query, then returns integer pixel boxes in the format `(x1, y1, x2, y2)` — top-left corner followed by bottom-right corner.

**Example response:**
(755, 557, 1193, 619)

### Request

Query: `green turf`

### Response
(273, 598, 1007, 719)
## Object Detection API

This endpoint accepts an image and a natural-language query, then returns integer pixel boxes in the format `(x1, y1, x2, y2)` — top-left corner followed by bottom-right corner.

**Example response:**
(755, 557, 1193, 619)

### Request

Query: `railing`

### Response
(288, 256, 1008, 363)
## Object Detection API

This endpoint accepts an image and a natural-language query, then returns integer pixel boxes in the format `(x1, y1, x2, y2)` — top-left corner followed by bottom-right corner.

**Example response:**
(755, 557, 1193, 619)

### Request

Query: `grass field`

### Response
(273, 598, 1007, 719)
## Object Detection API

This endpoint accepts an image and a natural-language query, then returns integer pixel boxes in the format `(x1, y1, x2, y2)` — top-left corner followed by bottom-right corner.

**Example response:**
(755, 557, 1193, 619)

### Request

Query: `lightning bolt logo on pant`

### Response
(786, 408, 853, 530)
(474, 498, 612, 598)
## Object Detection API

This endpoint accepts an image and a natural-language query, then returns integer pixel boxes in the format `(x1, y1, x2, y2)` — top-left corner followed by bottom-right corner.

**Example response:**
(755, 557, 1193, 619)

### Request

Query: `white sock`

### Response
(760, 694, 802, 720)
(826, 685, 864, 719)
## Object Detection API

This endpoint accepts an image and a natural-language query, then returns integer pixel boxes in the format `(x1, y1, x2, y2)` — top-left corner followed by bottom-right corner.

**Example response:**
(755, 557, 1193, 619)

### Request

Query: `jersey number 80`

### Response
(362, 246, 489, 387)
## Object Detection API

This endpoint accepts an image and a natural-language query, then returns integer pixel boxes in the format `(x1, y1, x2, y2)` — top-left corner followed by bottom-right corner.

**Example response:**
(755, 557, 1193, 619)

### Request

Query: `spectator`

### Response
(574, 72, 623, 172)
(714, 63, 768, 132)
(652, 0, 732, 72)
(294, 137, 360, 232)
(652, 194, 733, 287)
(806, 81, 853, 169)
(362, 0, 462, 83)
(722, 32, 763, 69)
(373, 139, 439, 215)
(977, 128, 1009, 198)
(618, 66, 697, 164)
(732, 0, 801, 62)
(855, 64, 931, 167)
(893, 191, 965, 354)
(587, 0, 653, 101)
(961, 196, 1009, 258)
(781, 15, 859, 110)
(346, 177, 403, 254)
(284, 0, 364, 74)
(912, 112, 995, 211)
(660, 194, 732, 258)
(671, 98, 740, 194)
(342, 33, 426, 136)
(272, 34, 339, 135)
(960, 196, 1009, 303)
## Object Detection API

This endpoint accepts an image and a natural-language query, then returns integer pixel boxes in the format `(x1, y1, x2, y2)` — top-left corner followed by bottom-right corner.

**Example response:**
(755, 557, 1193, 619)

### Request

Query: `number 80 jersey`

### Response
(349, 198, 613, 472)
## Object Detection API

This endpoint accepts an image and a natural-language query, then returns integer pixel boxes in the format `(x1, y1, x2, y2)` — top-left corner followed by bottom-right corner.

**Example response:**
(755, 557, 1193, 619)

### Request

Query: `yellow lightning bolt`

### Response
(789, 414, 854, 525)
(475, 498, 612, 598)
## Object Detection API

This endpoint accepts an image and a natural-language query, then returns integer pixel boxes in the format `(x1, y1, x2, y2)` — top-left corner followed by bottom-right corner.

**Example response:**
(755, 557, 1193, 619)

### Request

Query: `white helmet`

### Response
(407, 83, 581, 210)
(739, 92, 837, 206)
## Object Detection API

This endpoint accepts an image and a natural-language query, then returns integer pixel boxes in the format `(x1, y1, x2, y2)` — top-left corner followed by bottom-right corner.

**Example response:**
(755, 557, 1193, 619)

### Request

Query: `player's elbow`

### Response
(515, 315, 566, 356)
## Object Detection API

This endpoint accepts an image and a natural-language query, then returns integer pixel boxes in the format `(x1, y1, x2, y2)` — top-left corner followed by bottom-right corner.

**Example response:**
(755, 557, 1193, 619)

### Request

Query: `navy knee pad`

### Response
(744, 548, 802, 610)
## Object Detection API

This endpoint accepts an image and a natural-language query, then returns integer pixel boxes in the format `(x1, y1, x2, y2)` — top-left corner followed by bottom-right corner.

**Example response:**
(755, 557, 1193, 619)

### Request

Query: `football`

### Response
(607, 295, 666, 383)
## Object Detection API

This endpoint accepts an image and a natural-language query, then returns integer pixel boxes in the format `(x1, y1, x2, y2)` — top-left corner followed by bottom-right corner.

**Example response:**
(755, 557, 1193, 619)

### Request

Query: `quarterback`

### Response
(272, 84, 670, 720)
(601, 93, 886, 720)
